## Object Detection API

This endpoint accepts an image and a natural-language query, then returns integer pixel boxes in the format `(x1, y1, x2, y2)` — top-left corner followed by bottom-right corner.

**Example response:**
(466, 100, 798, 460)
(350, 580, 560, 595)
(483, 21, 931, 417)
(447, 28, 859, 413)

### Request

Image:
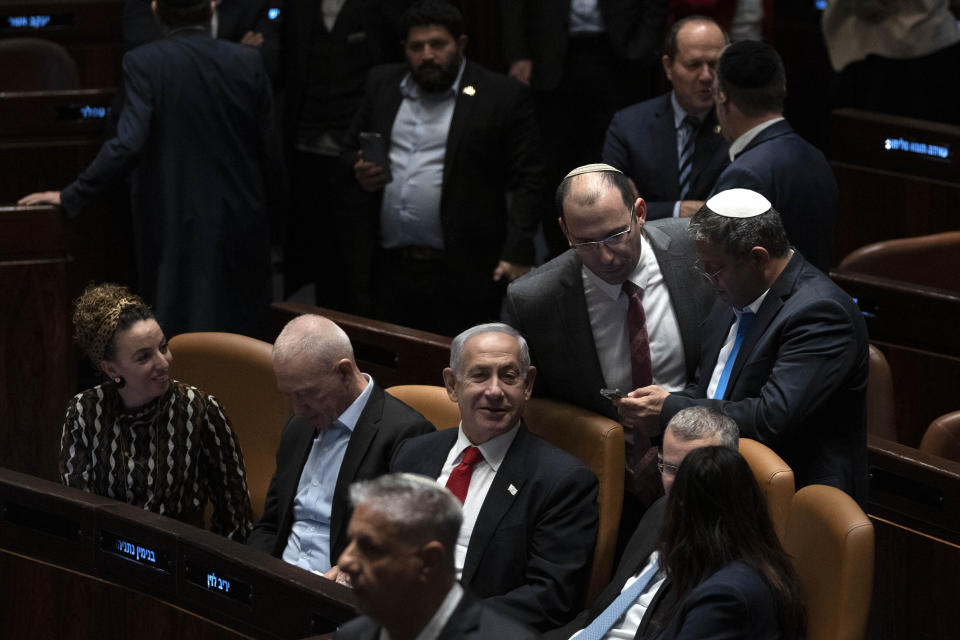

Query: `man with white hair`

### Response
(335, 473, 537, 639)
(247, 314, 434, 572)
(619, 189, 868, 502)
(390, 323, 599, 631)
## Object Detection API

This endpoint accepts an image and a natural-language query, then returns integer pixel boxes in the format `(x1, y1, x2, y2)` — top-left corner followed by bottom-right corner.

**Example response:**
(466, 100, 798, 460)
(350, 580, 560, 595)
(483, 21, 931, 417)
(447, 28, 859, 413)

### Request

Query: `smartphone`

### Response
(358, 131, 392, 182)
(600, 388, 624, 402)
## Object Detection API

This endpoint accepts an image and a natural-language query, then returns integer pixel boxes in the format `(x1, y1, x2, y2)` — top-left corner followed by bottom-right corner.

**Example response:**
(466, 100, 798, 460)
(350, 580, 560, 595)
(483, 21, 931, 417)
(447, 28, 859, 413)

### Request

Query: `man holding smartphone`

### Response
(347, 0, 547, 336)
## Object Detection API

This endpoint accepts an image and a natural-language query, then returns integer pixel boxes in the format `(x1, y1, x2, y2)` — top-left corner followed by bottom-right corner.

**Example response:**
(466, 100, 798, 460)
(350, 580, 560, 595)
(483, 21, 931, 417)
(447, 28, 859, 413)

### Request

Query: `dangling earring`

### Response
(114, 376, 126, 389)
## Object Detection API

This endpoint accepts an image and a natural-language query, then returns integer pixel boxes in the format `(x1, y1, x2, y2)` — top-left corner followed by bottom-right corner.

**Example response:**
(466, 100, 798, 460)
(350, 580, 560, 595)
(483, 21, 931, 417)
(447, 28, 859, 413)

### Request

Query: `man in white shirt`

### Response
(390, 323, 599, 631)
(335, 473, 537, 639)
(546, 406, 739, 640)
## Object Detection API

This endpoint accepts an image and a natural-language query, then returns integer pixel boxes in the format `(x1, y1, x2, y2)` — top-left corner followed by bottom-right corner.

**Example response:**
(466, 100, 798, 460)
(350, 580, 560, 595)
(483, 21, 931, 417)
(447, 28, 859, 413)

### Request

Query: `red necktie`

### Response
(445, 446, 484, 504)
(622, 281, 661, 507)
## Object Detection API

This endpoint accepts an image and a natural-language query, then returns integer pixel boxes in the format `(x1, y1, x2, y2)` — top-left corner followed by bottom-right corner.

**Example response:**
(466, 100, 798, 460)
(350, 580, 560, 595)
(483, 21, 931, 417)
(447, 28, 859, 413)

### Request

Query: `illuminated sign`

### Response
(2, 13, 74, 29)
(883, 137, 951, 161)
(100, 532, 170, 572)
(815, 0, 827, 9)
(268, 8, 279, 20)
(184, 560, 253, 604)
(56, 105, 112, 121)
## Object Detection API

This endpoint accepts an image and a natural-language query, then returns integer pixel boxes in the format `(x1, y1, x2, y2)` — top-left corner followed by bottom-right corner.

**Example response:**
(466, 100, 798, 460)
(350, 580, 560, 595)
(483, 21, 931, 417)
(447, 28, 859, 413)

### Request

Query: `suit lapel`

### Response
(688, 108, 722, 196)
(461, 426, 530, 585)
(443, 61, 479, 182)
(652, 96, 679, 194)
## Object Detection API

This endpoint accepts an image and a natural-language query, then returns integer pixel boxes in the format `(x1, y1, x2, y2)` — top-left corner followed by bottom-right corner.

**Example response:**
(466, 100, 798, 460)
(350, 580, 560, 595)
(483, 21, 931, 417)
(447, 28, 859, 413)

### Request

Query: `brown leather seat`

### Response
(738, 438, 794, 543)
(169, 332, 291, 523)
(385, 385, 625, 607)
(838, 231, 960, 292)
(867, 344, 897, 441)
(783, 485, 874, 640)
(919, 410, 960, 464)
(0, 38, 79, 90)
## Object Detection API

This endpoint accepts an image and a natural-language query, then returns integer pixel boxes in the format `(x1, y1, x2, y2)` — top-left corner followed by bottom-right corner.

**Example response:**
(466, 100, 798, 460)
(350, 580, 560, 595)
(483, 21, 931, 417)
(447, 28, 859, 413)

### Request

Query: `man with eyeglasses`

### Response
(619, 188, 868, 504)
(503, 163, 714, 523)
(545, 406, 738, 640)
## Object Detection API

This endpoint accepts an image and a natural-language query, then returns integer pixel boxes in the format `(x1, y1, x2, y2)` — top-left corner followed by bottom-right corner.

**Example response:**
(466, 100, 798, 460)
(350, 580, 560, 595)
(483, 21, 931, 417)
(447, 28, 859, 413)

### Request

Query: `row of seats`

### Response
(168, 330, 875, 640)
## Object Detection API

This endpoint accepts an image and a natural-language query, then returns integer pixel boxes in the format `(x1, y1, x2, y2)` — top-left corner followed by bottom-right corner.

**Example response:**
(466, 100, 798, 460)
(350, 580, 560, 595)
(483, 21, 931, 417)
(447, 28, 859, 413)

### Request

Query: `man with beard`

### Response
(347, 0, 547, 336)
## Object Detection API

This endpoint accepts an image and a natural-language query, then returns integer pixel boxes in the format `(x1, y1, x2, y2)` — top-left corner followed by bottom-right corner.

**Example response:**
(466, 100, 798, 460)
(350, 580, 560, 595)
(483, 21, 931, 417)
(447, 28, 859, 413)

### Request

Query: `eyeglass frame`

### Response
(656, 451, 680, 476)
(568, 204, 637, 253)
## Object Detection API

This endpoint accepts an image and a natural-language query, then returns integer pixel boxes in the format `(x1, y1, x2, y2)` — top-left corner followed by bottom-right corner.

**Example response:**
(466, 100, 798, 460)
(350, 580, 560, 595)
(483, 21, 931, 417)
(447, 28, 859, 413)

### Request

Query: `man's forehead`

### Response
(462, 334, 522, 364)
(407, 24, 454, 42)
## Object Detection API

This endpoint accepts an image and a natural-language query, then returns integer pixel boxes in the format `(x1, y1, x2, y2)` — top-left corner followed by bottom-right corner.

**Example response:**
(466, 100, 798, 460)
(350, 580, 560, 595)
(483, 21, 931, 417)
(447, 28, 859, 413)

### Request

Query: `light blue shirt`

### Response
(380, 60, 466, 250)
(569, 0, 604, 34)
(282, 374, 374, 572)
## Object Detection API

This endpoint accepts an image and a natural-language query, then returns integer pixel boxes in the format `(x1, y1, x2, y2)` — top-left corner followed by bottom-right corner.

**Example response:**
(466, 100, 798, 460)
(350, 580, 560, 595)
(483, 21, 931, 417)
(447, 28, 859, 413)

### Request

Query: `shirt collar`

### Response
(452, 422, 520, 472)
(670, 91, 708, 128)
(736, 289, 769, 317)
(582, 233, 655, 301)
(728, 116, 785, 161)
(399, 58, 467, 101)
(334, 373, 373, 433)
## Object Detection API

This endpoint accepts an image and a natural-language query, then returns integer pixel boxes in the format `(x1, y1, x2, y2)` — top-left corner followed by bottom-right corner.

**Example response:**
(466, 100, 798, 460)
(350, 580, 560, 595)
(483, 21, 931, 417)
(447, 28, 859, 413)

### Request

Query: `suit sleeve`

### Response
(500, 82, 547, 266)
(60, 51, 154, 216)
(485, 464, 599, 630)
(662, 296, 862, 450)
(710, 164, 768, 200)
(664, 578, 755, 639)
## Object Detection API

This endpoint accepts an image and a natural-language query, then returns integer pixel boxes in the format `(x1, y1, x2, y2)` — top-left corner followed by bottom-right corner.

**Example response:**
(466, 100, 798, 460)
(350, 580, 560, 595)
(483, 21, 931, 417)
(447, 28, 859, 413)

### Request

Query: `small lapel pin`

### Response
(713, 124, 722, 135)
(507, 484, 517, 496)
(462, 85, 476, 97)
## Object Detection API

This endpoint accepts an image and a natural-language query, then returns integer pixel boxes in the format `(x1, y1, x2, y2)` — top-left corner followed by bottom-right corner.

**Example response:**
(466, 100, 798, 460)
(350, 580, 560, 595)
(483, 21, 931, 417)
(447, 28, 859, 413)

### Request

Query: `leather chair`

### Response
(168, 332, 291, 523)
(783, 485, 874, 640)
(0, 38, 79, 90)
(385, 385, 625, 607)
(920, 410, 960, 464)
(838, 231, 960, 292)
(867, 345, 897, 441)
(738, 438, 794, 544)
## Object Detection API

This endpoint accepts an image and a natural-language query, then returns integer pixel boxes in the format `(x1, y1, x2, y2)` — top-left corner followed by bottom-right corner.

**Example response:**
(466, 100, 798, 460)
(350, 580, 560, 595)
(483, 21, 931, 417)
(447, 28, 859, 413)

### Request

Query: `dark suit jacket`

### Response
(347, 60, 546, 270)
(547, 496, 671, 640)
(503, 218, 715, 422)
(500, 0, 667, 91)
(654, 561, 785, 640)
(710, 119, 838, 271)
(390, 425, 599, 631)
(662, 253, 869, 502)
(247, 383, 434, 563)
(603, 93, 730, 220)
(334, 588, 539, 639)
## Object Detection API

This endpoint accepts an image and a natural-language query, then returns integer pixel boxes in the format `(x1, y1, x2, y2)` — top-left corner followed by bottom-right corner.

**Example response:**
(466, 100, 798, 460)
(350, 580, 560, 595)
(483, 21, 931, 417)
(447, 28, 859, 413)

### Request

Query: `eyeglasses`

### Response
(656, 452, 680, 476)
(694, 259, 724, 285)
(569, 206, 636, 253)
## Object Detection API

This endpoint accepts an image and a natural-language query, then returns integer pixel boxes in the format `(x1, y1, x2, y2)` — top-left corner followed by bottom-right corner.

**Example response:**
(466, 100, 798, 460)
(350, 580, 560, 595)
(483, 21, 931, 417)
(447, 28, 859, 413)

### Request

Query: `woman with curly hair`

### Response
(61, 283, 253, 541)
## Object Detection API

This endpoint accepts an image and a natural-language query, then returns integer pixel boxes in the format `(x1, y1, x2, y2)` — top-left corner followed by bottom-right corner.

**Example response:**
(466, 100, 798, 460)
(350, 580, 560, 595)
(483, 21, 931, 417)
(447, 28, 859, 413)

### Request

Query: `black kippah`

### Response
(720, 40, 780, 89)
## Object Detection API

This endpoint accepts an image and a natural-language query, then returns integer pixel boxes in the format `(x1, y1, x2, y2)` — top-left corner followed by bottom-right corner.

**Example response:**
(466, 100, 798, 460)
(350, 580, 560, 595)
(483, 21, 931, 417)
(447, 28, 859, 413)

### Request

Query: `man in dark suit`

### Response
(390, 323, 599, 631)
(603, 16, 730, 220)
(335, 473, 537, 640)
(621, 189, 868, 502)
(499, 0, 668, 255)
(709, 39, 838, 271)
(247, 314, 434, 572)
(504, 164, 714, 512)
(19, 0, 283, 339)
(349, 0, 547, 336)
(547, 406, 739, 640)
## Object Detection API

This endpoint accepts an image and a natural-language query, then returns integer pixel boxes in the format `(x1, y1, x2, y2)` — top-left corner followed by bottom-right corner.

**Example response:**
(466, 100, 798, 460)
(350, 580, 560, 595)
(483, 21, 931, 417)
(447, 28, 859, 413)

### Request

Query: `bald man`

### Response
(247, 314, 434, 571)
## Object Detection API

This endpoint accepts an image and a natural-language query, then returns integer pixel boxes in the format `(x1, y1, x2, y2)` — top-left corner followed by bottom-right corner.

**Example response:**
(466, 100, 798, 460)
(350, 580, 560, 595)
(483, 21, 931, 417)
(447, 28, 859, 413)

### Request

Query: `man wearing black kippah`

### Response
(708, 40, 837, 272)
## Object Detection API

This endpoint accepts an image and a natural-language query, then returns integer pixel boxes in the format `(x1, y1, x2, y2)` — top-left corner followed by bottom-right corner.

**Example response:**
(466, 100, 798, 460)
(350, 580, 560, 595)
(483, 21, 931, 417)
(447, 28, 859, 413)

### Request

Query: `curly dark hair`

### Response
(72, 283, 154, 364)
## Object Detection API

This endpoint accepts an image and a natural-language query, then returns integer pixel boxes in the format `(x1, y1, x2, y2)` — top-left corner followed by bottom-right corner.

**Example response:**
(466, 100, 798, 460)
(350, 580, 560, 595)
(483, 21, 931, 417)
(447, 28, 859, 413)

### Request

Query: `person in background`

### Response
(61, 283, 254, 541)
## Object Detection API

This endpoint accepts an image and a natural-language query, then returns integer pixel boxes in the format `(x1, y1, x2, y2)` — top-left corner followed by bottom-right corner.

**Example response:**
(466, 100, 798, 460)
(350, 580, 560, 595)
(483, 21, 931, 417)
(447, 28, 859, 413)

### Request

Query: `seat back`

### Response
(0, 38, 79, 90)
(738, 438, 794, 543)
(523, 397, 624, 606)
(838, 231, 960, 292)
(866, 345, 897, 440)
(169, 332, 290, 523)
(919, 410, 960, 464)
(384, 386, 625, 607)
(783, 485, 874, 640)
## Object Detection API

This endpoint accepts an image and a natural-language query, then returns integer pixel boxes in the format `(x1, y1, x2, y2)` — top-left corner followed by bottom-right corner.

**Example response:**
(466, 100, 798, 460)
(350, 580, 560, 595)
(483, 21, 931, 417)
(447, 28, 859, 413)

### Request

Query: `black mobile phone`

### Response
(358, 131, 392, 182)
(600, 388, 624, 402)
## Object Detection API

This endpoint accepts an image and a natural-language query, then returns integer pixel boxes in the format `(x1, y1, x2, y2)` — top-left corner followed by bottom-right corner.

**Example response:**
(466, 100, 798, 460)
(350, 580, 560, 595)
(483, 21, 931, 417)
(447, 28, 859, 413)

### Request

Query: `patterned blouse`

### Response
(60, 380, 254, 542)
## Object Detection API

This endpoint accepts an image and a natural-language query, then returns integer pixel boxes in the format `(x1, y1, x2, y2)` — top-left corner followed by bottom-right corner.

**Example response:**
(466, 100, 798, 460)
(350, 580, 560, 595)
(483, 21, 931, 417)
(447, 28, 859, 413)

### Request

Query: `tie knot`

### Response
(683, 115, 699, 131)
(460, 446, 484, 467)
(622, 280, 641, 298)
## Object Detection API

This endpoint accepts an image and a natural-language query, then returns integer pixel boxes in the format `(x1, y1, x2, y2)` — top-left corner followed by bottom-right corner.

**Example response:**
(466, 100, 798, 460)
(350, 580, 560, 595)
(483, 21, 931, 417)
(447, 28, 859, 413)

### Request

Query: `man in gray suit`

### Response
(503, 164, 713, 514)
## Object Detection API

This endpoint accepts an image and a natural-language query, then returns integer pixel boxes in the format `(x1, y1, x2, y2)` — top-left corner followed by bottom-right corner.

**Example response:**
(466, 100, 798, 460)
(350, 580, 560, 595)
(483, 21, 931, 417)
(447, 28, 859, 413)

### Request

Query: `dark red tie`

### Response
(622, 281, 661, 507)
(445, 446, 484, 504)
(622, 281, 653, 388)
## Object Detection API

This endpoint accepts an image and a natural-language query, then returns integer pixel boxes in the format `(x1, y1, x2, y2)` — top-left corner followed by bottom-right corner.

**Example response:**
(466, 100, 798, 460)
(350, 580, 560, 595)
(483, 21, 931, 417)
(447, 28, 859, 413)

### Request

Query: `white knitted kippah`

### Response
(706, 188, 772, 218)
(563, 163, 623, 180)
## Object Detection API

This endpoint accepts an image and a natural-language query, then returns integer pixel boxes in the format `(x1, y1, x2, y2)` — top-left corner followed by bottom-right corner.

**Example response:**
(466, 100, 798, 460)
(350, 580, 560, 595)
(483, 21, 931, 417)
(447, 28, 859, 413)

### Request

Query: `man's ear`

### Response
(457, 34, 468, 55)
(558, 217, 572, 245)
(417, 540, 446, 581)
(633, 197, 648, 228)
(442, 368, 458, 402)
(523, 366, 536, 399)
(749, 246, 771, 269)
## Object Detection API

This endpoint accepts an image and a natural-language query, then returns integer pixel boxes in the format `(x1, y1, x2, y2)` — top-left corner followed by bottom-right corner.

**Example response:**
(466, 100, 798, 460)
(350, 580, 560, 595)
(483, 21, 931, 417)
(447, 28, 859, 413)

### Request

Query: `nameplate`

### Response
(184, 560, 253, 605)
(883, 136, 952, 163)
(100, 531, 171, 573)
(2, 14, 74, 30)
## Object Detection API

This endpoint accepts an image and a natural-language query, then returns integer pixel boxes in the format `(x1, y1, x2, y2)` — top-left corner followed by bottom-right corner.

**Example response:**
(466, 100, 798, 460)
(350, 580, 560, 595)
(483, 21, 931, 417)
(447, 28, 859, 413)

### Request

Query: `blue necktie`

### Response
(677, 115, 699, 200)
(713, 311, 756, 400)
(578, 558, 662, 640)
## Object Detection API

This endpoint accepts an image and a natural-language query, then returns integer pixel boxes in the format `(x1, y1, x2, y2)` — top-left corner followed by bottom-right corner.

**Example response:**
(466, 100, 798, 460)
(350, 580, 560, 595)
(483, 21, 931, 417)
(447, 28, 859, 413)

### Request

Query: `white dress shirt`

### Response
(706, 291, 770, 399)
(436, 424, 520, 578)
(570, 552, 666, 639)
(582, 233, 687, 395)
